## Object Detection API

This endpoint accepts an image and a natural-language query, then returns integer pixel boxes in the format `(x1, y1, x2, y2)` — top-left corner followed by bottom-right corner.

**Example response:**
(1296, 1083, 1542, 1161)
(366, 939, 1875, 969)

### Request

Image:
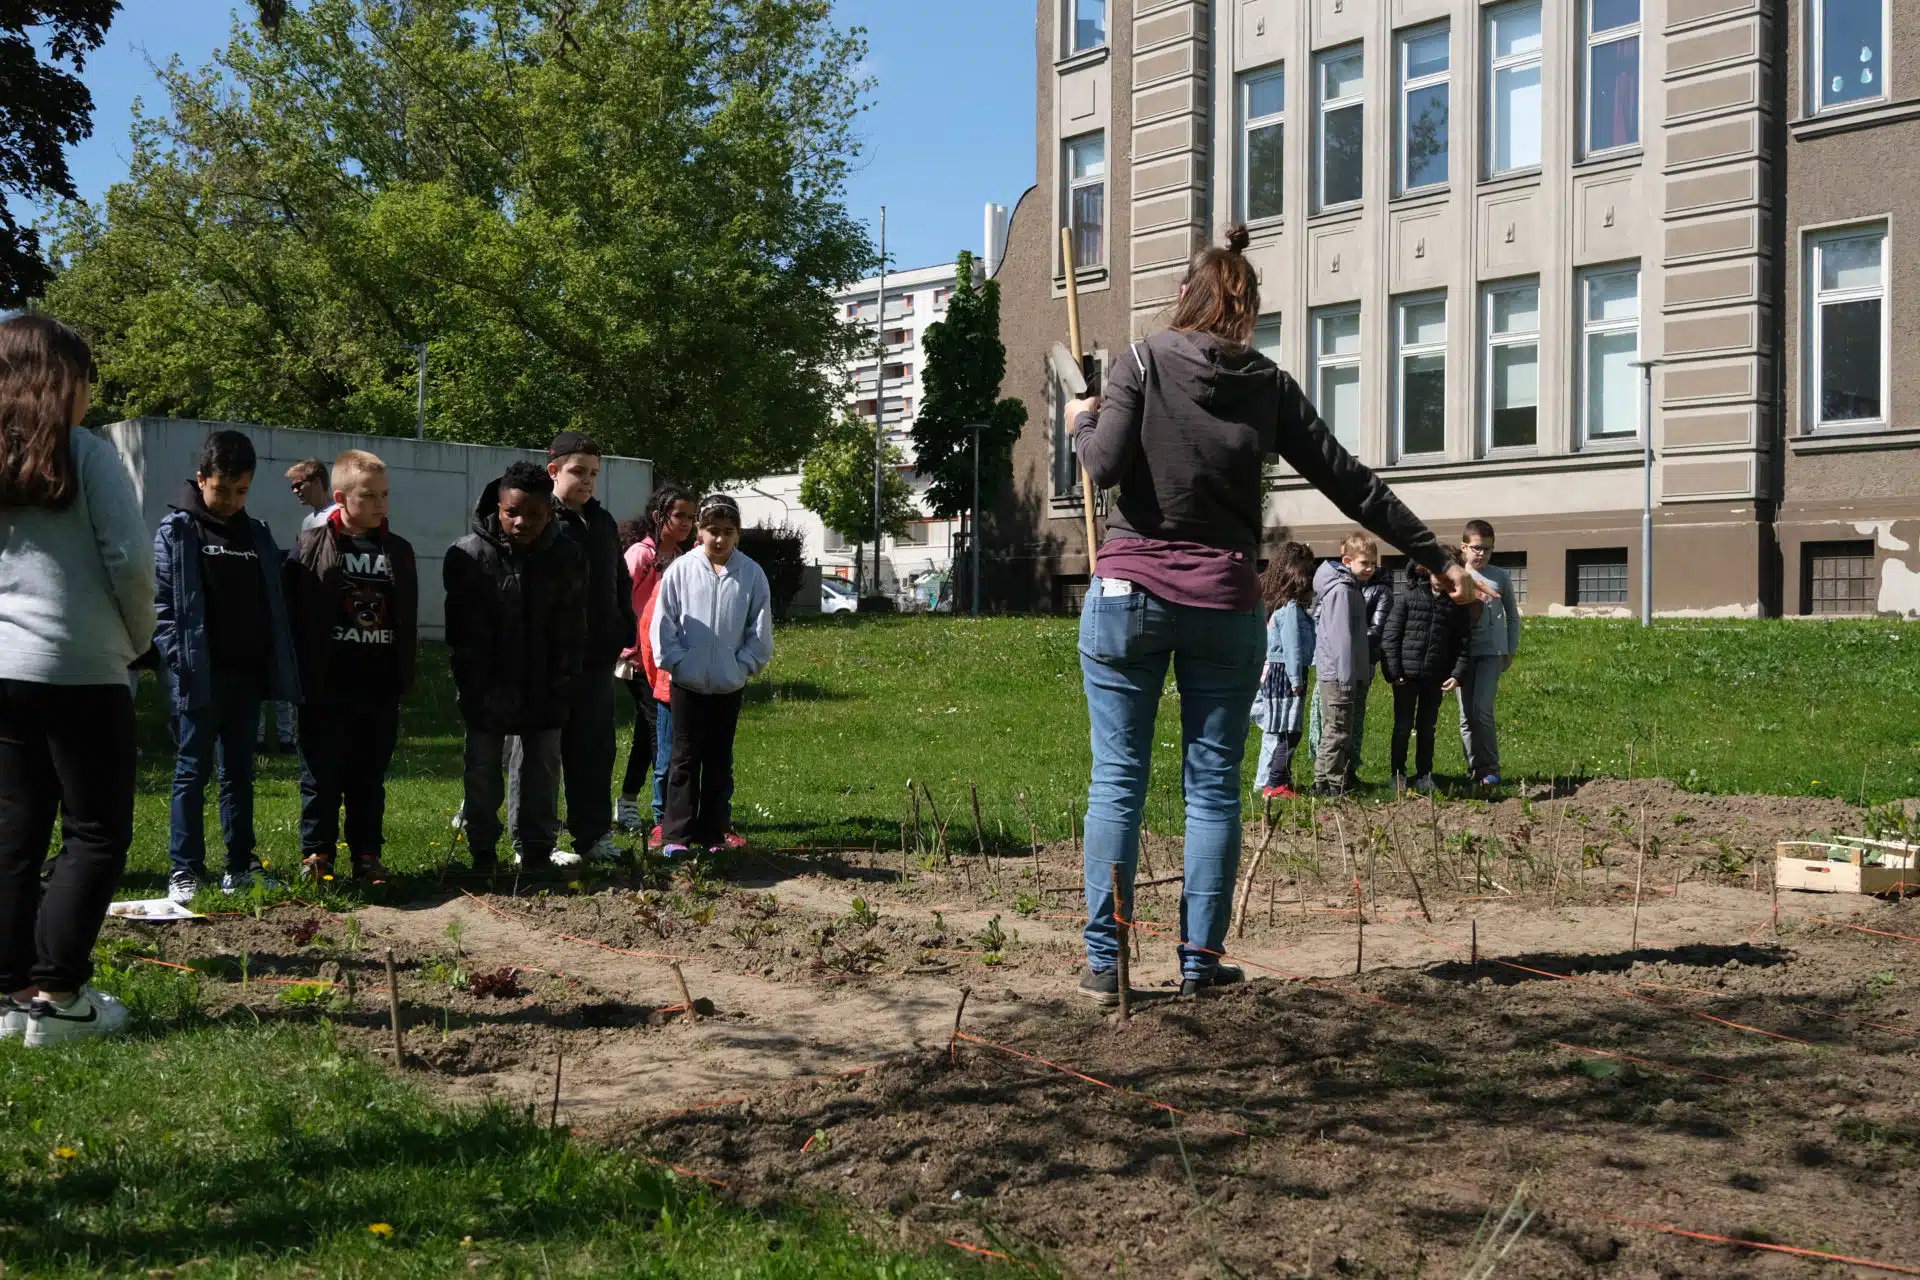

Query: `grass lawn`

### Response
(15, 612, 1914, 1275)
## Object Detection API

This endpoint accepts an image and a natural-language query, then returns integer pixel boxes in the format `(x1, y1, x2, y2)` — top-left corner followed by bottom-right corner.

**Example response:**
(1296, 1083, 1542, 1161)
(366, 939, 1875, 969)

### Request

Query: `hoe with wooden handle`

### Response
(1059, 227, 1099, 576)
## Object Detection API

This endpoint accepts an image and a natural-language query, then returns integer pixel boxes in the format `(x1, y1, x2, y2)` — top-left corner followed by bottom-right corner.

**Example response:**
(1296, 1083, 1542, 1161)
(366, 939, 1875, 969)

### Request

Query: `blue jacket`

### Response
(1264, 600, 1314, 688)
(153, 504, 300, 714)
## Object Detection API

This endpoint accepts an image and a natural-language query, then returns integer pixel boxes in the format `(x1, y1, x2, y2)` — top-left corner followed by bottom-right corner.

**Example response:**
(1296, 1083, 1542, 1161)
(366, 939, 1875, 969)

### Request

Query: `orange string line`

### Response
(1632, 978, 1920, 1038)
(1548, 1041, 1747, 1085)
(1603, 1214, 1920, 1276)
(953, 1031, 1248, 1137)
(639, 1154, 731, 1190)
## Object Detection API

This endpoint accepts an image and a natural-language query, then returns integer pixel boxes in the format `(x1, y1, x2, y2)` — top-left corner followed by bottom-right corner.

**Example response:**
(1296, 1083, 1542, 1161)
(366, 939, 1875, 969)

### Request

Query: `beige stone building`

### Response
(991, 0, 1920, 617)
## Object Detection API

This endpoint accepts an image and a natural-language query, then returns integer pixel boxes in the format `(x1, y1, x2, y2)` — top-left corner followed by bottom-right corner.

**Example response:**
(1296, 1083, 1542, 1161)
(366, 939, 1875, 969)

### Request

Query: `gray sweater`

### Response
(0, 427, 157, 685)
(1467, 564, 1521, 658)
(649, 548, 773, 695)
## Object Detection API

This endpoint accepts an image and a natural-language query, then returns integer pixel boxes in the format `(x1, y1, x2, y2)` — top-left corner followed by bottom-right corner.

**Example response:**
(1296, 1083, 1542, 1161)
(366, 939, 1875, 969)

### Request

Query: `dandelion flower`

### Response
(369, 1223, 393, 1238)
(52, 1147, 77, 1160)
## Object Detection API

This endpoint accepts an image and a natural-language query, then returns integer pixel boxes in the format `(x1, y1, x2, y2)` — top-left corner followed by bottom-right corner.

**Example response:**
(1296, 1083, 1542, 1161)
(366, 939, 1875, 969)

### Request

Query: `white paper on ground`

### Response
(107, 898, 204, 922)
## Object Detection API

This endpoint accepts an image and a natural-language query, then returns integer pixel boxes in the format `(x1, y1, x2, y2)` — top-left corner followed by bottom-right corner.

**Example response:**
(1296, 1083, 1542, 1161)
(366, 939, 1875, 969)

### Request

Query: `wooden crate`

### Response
(1776, 839, 1920, 896)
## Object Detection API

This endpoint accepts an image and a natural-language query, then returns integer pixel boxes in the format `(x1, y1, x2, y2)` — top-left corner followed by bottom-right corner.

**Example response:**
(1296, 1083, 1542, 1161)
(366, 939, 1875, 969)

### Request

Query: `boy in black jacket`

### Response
(505, 431, 635, 868)
(285, 451, 418, 885)
(444, 462, 588, 873)
(1381, 552, 1471, 795)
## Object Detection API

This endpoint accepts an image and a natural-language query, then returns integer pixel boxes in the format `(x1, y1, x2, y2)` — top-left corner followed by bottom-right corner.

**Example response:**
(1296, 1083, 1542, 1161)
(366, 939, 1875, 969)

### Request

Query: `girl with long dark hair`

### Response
(0, 314, 156, 1045)
(1064, 227, 1473, 1003)
(616, 483, 697, 839)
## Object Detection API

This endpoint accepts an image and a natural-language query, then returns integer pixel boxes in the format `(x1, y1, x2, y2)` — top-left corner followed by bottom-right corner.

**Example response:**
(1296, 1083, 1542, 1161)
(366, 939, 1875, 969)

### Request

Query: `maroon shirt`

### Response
(1095, 536, 1259, 612)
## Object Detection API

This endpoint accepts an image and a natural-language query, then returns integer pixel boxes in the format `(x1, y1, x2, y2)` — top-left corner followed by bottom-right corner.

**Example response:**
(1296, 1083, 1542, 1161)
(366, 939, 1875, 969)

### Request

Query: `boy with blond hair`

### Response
(285, 450, 418, 884)
(1310, 532, 1378, 797)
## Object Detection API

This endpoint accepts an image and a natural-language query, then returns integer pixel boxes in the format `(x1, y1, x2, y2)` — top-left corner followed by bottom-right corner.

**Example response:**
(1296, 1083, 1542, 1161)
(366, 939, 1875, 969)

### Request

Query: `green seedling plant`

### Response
(847, 896, 881, 929)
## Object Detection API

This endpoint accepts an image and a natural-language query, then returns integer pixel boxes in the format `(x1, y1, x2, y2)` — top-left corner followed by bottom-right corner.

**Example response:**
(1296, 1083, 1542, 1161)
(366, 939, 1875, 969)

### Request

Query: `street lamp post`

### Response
(1629, 358, 1672, 627)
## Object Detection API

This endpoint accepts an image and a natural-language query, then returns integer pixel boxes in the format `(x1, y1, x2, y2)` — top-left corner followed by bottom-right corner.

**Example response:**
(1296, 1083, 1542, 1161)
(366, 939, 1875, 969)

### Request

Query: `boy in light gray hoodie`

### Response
(649, 495, 773, 856)
(1458, 519, 1520, 787)
(1311, 533, 1378, 796)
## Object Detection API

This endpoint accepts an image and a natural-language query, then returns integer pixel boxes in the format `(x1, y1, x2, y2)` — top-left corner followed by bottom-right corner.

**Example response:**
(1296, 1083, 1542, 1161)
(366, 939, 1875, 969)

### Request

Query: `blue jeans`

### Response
(651, 697, 672, 823)
(168, 671, 264, 878)
(1079, 578, 1263, 980)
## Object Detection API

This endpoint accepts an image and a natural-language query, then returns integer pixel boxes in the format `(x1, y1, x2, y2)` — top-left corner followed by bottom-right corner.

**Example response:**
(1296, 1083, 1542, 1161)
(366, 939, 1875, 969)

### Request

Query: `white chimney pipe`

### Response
(983, 202, 1009, 278)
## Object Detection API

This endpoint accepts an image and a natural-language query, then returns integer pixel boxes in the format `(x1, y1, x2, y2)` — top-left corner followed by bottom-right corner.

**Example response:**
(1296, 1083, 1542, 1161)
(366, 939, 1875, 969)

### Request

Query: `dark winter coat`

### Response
(443, 481, 588, 734)
(152, 484, 300, 714)
(285, 511, 420, 703)
(1362, 579, 1392, 669)
(1381, 565, 1471, 687)
(556, 497, 637, 670)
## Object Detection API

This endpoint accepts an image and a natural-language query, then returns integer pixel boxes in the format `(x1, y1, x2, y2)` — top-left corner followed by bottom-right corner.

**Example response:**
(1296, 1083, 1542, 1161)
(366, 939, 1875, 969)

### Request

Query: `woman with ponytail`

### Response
(1064, 226, 1472, 1003)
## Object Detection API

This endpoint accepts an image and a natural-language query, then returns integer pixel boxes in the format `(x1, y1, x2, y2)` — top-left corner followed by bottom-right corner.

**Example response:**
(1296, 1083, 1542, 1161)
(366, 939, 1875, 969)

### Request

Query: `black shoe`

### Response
(1078, 968, 1122, 1007)
(1312, 782, 1349, 800)
(469, 854, 499, 875)
(1179, 964, 1245, 998)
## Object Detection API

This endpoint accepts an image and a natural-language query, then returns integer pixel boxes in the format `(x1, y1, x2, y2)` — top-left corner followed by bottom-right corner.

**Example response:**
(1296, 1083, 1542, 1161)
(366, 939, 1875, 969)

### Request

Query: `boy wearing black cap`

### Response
(504, 431, 635, 867)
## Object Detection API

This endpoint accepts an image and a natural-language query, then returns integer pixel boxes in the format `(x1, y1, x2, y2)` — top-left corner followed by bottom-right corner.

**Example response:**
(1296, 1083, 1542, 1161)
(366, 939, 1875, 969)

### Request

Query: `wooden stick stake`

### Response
(1631, 806, 1647, 952)
(910, 784, 923, 857)
(1771, 855, 1780, 936)
(1267, 876, 1277, 928)
(1061, 225, 1098, 575)
(948, 986, 971, 1065)
(1353, 877, 1365, 976)
(669, 962, 697, 1026)
(550, 1051, 563, 1129)
(383, 948, 405, 1066)
(1471, 917, 1478, 968)
(970, 783, 988, 864)
(1112, 866, 1130, 1023)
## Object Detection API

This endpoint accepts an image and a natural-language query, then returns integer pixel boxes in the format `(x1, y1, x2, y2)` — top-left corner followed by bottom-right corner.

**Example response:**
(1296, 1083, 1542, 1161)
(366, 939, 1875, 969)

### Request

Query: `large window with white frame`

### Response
(1241, 67, 1286, 223)
(1397, 24, 1450, 194)
(1395, 294, 1448, 457)
(1483, 280, 1540, 451)
(1580, 266, 1641, 443)
(1314, 308, 1363, 453)
(1485, 1, 1543, 176)
(1064, 132, 1106, 270)
(1808, 225, 1888, 430)
(1068, 0, 1106, 55)
(1812, 0, 1886, 113)
(1253, 315, 1283, 363)
(1584, 0, 1640, 155)
(1316, 46, 1365, 211)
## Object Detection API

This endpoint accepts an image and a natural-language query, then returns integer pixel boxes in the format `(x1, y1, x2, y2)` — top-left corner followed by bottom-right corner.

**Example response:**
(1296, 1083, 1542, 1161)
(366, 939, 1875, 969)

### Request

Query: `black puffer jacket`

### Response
(556, 497, 636, 670)
(443, 481, 588, 734)
(1382, 564, 1470, 686)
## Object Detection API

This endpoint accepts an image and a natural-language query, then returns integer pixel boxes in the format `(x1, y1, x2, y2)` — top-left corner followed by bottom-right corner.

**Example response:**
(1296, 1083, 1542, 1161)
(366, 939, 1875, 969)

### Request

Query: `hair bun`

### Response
(1223, 224, 1251, 254)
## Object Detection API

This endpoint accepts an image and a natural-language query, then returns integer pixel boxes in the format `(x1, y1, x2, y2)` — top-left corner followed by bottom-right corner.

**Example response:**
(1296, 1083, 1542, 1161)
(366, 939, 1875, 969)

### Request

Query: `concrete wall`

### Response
(100, 418, 653, 637)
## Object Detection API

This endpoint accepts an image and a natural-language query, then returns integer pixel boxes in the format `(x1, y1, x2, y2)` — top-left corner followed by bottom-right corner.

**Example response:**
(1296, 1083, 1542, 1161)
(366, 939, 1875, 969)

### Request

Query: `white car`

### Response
(821, 577, 860, 615)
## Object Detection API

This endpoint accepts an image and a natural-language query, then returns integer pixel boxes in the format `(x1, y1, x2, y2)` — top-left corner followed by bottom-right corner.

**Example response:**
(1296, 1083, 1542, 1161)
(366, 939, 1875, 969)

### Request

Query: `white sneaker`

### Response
(451, 804, 467, 832)
(580, 835, 624, 865)
(167, 871, 200, 906)
(24, 988, 130, 1047)
(1, 998, 27, 1040)
(547, 848, 583, 868)
(615, 798, 644, 834)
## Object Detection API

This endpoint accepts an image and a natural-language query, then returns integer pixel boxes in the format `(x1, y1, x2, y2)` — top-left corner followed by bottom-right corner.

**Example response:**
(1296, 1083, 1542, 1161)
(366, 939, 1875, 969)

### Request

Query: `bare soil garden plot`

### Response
(96, 778, 1920, 1277)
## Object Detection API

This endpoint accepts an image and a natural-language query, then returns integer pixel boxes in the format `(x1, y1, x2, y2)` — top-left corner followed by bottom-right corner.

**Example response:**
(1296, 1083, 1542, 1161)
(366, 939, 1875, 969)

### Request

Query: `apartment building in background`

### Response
(991, 0, 1920, 618)
(730, 207, 1015, 604)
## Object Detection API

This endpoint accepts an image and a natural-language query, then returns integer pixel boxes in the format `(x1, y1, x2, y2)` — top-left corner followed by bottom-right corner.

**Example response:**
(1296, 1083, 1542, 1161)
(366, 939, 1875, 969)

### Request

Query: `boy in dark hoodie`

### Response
(504, 431, 635, 868)
(444, 461, 588, 873)
(153, 430, 300, 904)
(1381, 551, 1471, 795)
(1310, 532, 1377, 797)
(285, 451, 418, 885)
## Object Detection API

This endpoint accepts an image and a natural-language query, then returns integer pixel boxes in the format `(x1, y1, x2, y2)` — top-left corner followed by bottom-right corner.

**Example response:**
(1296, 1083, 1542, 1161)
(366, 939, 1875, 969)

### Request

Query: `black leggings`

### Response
(620, 676, 657, 797)
(0, 680, 136, 993)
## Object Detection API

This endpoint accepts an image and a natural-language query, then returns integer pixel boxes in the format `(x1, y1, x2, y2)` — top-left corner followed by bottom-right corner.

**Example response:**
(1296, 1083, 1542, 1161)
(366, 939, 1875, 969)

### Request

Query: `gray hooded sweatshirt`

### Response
(649, 548, 774, 695)
(1312, 559, 1369, 684)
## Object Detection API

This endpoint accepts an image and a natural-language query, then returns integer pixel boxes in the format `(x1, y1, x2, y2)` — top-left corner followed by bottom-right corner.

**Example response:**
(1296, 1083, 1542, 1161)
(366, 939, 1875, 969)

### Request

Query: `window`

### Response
(1316, 47, 1365, 211)
(1253, 315, 1283, 363)
(933, 288, 951, 311)
(1397, 25, 1450, 193)
(1486, 2, 1542, 176)
(1065, 133, 1106, 269)
(1483, 281, 1540, 451)
(1580, 266, 1640, 442)
(900, 522, 932, 546)
(1395, 294, 1447, 457)
(884, 327, 913, 347)
(1584, 0, 1640, 155)
(823, 530, 847, 552)
(1809, 226, 1887, 430)
(1803, 540, 1877, 615)
(1491, 551, 1529, 609)
(1569, 549, 1629, 606)
(1813, 0, 1886, 112)
(1069, 0, 1106, 54)
(1314, 308, 1363, 453)
(1241, 67, 1286, 222)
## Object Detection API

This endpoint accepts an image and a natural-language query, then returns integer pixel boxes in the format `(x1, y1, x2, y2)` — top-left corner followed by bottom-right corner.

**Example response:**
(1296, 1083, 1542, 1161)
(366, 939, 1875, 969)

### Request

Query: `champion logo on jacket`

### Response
(199, 544, 259, 560)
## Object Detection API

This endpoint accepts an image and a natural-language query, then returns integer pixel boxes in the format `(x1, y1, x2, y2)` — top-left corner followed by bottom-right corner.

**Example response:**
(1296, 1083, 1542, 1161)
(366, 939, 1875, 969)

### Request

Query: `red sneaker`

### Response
(720, 830, 750, 851)
(648, 825, 663, 847)
(1261, 784, 1297, 800)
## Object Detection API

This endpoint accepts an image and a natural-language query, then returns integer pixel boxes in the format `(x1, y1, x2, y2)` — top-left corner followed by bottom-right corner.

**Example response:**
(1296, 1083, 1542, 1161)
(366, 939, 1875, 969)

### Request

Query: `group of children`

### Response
(1252, 520, 1519, 798)
(156, 429, 773, 904)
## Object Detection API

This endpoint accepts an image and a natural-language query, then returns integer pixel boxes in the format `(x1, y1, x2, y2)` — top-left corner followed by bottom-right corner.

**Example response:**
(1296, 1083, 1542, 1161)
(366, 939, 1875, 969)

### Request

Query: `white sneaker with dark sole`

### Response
(24, 988, 130, 1047)
(1, 998, 27, 1040)
(167, 871, 200, 906)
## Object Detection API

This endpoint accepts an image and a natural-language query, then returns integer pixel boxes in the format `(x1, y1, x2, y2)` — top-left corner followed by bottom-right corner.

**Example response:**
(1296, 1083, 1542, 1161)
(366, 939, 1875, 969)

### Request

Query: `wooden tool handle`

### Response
(1060, 226, 1098, 577)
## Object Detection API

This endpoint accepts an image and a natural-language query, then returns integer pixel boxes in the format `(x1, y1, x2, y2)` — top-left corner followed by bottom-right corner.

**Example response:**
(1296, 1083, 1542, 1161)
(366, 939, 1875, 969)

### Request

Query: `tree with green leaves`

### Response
(909, 250, 1026, 519)
(798, 414, 914, 581)
(0, 1, 119, 305)
(40, 0, 872, 487)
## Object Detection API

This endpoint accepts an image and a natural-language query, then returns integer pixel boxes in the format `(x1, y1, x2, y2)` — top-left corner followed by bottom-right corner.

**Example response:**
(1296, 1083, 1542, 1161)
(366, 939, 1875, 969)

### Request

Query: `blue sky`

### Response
(45, 1, 1037, 273)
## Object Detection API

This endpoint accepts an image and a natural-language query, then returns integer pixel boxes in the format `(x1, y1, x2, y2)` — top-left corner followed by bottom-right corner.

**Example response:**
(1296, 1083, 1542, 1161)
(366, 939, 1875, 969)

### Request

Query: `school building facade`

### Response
(990, 0, 1920, 618)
